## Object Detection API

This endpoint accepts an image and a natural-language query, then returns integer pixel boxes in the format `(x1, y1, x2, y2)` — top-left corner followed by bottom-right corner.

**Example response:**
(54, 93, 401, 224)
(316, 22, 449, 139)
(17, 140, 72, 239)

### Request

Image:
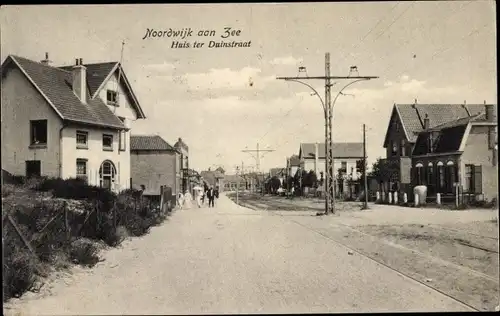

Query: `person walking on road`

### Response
(214, 186, 220, 206)
(177, 192, 184, 210)
(195, 188, 203, 208)
(207, 186, 215, 208)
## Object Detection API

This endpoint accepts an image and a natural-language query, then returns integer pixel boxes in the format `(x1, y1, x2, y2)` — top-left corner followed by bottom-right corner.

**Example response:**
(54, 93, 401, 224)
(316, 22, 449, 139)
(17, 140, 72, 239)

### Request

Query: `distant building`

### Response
(200, 168, 224, 190)
(223, 174, 246, 191)
(298, 142, 364, 195)
(286, 155, 301, 178)
(130, 135, 181, 197)
(174, 138, 190, 192)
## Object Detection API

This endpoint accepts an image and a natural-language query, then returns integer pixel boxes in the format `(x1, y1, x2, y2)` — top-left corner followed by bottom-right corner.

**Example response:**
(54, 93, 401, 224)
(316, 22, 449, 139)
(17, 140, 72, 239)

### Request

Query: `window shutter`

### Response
(474, 165, 482, 194)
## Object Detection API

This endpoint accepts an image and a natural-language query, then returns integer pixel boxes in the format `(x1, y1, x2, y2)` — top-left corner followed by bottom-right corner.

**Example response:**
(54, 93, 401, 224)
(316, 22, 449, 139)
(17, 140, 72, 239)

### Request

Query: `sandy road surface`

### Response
(4, 195, 473, 315)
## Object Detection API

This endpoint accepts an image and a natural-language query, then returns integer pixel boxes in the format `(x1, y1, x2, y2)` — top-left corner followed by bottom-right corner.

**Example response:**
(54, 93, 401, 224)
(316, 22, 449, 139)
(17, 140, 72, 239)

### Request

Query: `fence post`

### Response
(436, 193, 441, 205)
(160, 185, 165, 214)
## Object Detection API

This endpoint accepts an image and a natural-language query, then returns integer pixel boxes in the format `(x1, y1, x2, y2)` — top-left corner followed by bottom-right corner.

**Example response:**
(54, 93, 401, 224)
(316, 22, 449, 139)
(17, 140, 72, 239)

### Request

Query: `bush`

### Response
(1, 184, 16, 198)
(3, 248, 38, 301)
(69, 238, 100, 267)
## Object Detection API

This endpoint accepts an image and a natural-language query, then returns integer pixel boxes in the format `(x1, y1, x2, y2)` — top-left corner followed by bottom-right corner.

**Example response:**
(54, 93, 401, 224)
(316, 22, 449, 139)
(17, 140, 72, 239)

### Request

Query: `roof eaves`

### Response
(118, 64, 146, 119)
(395, 104, 411, 143)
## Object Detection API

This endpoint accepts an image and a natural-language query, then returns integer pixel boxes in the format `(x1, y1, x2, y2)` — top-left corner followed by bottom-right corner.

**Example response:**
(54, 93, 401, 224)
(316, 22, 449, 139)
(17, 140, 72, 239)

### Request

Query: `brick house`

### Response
(130, 135, 181, 197)
(1, 54, 145, 192)
(381, 101, 486, 195)
(411, 104, 497, 202)
(174, 138, 191, 193)
(298, 142, 364, 195)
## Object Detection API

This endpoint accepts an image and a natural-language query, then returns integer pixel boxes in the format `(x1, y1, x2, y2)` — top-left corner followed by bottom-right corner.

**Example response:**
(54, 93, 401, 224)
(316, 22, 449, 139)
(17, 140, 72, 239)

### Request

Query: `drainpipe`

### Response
(59, 122, 68, 179)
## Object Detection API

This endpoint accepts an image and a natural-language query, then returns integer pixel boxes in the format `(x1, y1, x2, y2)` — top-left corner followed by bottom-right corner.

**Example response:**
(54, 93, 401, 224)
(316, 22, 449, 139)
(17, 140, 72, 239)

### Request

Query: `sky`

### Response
(1, 2, 497, 174)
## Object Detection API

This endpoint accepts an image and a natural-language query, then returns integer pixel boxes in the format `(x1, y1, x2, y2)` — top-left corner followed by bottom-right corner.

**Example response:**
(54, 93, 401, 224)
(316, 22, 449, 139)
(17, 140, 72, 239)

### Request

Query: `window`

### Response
(99, 160, 116, 190)
(106, 90, 118, 106)
(118, 117, 126, 151)
(437, 163, 445, 191)
(76, 131, 88, 149)
(445, 162, 457, 193)
(340, 161, 347, 173)
(415, 163, 423, 185)
(30, 120, 47, 146)
(400, 139, 406, 156)
(427, 163, 434, 186)
(26, 160, 41, 178)
(103, 134, 113, 151)
(488, 127, 496, 149)
(76, 159, 87, 181)
(391, 141, 398, 156)
(465, 164, 474, 193)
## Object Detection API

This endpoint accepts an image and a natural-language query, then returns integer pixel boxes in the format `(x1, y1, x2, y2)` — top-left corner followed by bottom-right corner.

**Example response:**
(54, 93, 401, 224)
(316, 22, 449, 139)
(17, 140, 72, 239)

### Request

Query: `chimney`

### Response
(40, 52, 51, 65)
(485, 102, 496, 122)
(72, 58, 87, 104)
(424, 113, 430, 130)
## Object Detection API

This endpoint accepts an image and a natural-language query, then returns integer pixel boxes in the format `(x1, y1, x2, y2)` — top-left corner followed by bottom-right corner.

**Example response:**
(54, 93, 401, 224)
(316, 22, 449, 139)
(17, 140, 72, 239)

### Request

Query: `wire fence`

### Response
(2, 185, 173, 300)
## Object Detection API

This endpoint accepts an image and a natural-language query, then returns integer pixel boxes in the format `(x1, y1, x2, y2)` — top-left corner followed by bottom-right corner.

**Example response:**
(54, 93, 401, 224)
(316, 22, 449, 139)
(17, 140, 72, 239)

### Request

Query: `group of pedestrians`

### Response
(176, 185, 220, 210)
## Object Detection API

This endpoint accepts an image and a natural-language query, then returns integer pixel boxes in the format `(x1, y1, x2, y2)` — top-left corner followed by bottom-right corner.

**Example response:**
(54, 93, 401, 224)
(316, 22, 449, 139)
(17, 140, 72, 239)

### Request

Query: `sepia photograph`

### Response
(1, 1, 498, 314)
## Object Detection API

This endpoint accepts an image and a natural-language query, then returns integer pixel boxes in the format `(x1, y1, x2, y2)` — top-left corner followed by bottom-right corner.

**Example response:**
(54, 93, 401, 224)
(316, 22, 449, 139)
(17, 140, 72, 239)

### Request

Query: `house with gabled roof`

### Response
(130, 135, 181, 197)
(1, 53, 145, 192)
(298, 142, 364, 195)
(410, 105, 497, 202)
(200, 168, 224, 190)
(381, 101, 493, 196)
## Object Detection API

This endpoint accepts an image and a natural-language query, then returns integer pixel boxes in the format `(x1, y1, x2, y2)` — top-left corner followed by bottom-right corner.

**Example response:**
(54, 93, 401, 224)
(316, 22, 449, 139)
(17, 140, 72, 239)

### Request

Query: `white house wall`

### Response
(61, 126, 130, 192)
(1, 66, 63, 177)
(302, 158, 361, 180)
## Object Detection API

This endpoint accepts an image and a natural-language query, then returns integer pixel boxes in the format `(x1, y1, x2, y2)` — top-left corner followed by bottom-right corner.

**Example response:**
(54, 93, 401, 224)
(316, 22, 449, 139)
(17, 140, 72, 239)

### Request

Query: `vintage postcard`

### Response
(1, 2, 498, 314)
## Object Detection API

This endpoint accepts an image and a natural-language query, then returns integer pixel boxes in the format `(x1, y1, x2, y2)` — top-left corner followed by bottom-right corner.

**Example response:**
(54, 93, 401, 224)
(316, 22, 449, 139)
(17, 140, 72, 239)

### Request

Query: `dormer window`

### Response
(107, 90, 119, 106)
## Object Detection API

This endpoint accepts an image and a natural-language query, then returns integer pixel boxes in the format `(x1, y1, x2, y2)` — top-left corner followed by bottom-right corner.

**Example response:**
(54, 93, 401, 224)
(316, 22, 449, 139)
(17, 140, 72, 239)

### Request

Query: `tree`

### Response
(355, 159, 365, 176)
(305, 170, 318, 188)
(369, 158, 400, 183)
(270, 176, 281, 194)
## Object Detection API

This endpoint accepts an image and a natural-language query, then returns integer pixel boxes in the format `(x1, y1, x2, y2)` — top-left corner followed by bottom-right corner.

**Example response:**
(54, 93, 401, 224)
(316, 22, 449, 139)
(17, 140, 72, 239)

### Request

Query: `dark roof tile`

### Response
(130, 135, 176, 151)
(395, 103, 486, 142)
(6, 55, 125, 129)
(299, 143, 364, 159)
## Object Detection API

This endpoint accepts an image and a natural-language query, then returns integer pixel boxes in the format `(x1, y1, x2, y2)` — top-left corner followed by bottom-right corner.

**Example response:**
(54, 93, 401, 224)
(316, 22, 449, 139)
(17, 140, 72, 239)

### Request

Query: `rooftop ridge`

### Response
(11, 55, 73, 74)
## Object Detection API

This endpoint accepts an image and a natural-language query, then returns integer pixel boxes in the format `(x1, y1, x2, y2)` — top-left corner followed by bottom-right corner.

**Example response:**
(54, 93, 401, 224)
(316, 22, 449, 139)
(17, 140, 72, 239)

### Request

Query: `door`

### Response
(26, 160, 41, 178)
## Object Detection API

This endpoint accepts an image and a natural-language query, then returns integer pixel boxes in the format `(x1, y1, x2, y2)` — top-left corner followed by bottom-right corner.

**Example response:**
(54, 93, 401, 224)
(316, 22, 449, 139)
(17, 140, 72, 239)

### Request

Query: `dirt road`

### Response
(4, 194, 478, 314)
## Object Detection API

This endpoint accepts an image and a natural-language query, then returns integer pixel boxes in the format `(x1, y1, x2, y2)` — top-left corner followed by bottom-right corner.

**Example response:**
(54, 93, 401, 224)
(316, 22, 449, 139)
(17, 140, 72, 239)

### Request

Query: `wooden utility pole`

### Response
(236, 166, 240, 205)
(277, 53, 378, 215)
(241, 143, 274, 173)
(363, 124, 369, 209)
